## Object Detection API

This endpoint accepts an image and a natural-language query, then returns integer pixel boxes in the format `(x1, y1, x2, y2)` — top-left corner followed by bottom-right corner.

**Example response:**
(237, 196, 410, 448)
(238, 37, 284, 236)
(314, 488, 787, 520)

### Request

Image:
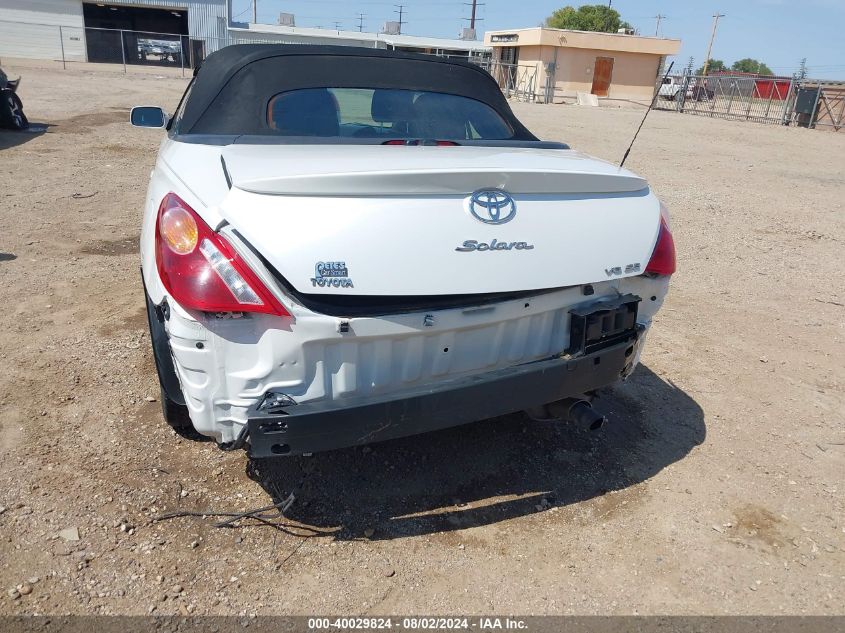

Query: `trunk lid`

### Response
(218, 145, 661, 296)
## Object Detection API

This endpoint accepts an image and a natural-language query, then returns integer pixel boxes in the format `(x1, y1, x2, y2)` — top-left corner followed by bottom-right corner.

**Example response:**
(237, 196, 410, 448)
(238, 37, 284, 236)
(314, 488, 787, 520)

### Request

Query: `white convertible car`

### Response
(131, 45, 675, 457)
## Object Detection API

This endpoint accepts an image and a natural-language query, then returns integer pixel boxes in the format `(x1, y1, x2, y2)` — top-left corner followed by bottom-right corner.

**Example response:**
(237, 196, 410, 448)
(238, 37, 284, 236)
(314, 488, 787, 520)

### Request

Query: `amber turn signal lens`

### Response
(159, 205, 198, 255)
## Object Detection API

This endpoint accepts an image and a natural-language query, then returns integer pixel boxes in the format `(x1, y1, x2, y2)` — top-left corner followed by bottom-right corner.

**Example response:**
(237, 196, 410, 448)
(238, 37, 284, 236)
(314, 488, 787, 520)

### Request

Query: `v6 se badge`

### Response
(605, 263, 642, 277)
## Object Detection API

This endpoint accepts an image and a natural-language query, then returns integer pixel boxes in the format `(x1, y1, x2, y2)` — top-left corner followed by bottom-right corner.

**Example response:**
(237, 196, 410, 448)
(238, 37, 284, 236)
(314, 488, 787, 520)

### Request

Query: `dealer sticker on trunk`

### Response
(311, 261, 354, 288)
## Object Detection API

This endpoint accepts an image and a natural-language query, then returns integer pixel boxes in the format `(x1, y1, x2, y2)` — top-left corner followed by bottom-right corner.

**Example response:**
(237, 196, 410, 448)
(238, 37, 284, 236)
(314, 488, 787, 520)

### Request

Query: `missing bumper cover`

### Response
(567, 294, 640, 356)
(246, 334, 639, 458)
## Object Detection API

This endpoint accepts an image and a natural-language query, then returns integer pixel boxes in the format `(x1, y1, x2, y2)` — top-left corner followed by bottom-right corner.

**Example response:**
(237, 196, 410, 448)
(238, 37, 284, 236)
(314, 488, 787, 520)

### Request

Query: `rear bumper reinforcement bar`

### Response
(246, 331, 640, 458)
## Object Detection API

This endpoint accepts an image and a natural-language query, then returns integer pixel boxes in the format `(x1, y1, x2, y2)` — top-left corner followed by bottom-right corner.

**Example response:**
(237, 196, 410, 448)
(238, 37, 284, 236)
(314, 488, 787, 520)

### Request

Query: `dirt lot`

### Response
(0, 65, 843, 617)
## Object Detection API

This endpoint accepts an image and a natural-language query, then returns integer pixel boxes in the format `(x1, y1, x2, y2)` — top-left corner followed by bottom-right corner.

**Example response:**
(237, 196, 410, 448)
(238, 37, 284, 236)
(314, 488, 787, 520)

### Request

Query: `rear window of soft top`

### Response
(266, 87, 514, 140)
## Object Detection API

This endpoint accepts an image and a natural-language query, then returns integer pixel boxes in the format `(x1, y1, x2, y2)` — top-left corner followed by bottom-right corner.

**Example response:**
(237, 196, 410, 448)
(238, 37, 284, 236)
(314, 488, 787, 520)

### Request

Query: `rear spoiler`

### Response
(220, 144, 647, 196)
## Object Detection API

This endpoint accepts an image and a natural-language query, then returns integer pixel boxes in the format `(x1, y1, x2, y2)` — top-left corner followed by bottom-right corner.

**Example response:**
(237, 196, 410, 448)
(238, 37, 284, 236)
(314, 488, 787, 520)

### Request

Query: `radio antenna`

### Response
(620, 60, 674, 168)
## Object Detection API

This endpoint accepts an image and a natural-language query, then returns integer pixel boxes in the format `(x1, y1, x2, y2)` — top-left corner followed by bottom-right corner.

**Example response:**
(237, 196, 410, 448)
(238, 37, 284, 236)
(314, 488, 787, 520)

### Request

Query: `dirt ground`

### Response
(0, 64, 843, 617)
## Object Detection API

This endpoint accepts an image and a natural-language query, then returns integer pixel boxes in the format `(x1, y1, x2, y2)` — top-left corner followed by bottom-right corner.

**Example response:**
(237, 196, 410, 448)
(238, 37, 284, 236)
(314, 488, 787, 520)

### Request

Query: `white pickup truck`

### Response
(658, 75, 688, 100)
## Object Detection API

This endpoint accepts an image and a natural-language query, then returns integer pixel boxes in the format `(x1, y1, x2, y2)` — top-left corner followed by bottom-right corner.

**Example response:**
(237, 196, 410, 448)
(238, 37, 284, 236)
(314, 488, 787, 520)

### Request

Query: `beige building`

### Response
(484, 27, 681, 103)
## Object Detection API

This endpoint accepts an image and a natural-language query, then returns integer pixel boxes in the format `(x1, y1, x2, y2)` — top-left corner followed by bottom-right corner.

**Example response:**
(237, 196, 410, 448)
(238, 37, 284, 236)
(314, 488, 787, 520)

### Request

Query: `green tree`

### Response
(695, 59, 726, 75)
(731, 58, 773, 75)
(544, 4, 632, 33)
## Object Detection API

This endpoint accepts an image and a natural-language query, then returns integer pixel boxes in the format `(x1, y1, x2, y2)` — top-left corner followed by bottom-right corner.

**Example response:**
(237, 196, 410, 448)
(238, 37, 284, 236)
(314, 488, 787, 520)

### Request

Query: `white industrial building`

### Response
(0, 0, 488, 68)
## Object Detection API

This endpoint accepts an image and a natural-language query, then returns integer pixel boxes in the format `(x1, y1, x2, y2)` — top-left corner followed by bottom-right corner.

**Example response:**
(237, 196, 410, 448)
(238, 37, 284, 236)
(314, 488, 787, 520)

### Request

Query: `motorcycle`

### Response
(1, 74, 29, 130)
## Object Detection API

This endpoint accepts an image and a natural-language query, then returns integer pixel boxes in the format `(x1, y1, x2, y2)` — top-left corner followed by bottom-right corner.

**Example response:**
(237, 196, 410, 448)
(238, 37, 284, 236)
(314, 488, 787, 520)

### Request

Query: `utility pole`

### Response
(653, 14, 665, 37)
(357, 13, 365, 32)
(701, 13, 725, 77)
(462, 1, 484, 31)
(394, 4, 405, 34)
(685, 56, 694, 75)
(333, 21, 342, 30)
(252, 0, 257, 24)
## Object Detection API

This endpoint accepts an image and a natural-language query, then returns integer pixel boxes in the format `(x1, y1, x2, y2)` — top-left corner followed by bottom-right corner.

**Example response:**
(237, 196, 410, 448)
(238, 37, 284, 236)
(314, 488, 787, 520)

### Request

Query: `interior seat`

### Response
(268, 89, 339, 136)
(370, 88, 415, 137)
(409, 92, 468, 140)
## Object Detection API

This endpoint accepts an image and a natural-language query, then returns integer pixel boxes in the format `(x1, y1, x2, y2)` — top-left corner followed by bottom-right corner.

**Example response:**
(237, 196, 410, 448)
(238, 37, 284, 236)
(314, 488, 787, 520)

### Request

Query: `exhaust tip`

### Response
(568, 400, 606, 431)
(528, 398, 608, 430)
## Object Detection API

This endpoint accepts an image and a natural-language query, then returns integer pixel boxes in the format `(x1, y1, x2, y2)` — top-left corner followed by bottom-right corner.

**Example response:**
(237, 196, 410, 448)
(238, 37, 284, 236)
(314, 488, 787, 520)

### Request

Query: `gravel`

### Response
(0, 63, 843, 616)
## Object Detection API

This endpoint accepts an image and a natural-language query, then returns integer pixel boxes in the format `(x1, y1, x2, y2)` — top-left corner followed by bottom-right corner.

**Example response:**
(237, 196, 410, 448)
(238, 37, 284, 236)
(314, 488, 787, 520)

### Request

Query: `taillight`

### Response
(644, 215, 676, 276)
(155, 193, 289, 316)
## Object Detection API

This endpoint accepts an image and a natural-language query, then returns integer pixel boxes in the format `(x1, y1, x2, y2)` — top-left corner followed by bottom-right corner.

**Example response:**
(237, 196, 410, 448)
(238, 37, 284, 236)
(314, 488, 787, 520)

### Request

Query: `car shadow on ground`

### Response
(247, 364, 705, 540)
(0, 124, 50, 150)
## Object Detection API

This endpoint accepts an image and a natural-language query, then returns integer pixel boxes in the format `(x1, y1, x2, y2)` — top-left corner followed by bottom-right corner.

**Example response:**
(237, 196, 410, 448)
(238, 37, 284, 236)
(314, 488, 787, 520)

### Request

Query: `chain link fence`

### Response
(0, 20, 313, 76)
(0, 20, 491, 79)
(478, 61, 538, 102)
(653, 72, 845, 132)
(655, 73, 798, 125)
(3, 18, 842, 131)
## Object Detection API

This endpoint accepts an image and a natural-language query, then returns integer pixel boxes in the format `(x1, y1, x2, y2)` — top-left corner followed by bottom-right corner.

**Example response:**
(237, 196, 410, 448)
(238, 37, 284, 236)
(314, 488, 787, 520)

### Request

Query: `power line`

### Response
(232, 5, 252, 19)
(289, 13, 459, 24)
(653, 14, 665, 37)
(233, 0, 481, 34)
(271, 0, 457, 3)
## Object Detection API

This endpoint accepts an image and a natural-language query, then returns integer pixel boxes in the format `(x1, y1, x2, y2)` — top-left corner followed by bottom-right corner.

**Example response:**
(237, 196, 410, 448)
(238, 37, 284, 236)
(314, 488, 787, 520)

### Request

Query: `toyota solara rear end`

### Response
(132, 45, 675, 457)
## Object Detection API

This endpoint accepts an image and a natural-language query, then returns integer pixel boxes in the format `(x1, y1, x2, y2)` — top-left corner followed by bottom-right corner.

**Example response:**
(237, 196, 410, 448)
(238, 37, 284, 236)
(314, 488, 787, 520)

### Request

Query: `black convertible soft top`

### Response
(178, 44, 537, 139)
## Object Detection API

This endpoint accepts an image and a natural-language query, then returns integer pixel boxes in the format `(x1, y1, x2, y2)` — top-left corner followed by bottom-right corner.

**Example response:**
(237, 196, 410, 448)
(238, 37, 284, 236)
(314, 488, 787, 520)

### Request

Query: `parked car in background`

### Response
(658, 75, 687, 100)
(131, 45, 676, 458)
(659, 75, 714, 101)
(689, 82, 715, 101)
(138, 38, 182, 64)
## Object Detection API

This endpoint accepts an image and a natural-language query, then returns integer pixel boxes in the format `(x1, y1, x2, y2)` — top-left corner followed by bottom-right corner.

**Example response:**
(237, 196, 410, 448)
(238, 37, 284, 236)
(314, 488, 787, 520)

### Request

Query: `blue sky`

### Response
(232, 0, 845, 79)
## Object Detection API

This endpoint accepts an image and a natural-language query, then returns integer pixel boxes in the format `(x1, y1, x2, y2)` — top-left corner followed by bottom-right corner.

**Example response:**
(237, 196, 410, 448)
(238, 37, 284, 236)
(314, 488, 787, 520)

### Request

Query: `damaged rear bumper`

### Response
(246, 328, 640, 458)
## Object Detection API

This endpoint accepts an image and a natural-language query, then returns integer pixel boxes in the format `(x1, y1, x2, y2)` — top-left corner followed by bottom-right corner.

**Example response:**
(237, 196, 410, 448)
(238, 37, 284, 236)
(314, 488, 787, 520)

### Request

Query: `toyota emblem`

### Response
(468, 189, 516, 225)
